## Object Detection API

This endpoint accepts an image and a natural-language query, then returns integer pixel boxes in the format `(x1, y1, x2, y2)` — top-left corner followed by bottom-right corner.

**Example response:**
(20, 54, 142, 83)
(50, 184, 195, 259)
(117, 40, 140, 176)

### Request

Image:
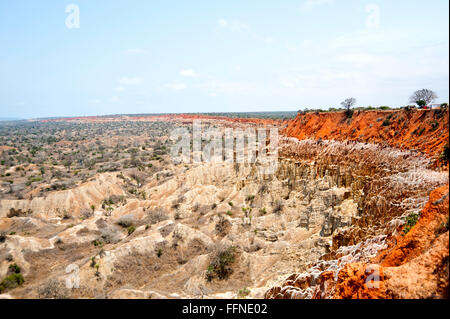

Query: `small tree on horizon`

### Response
(341, 98, 356, 118)
(409, 89, 437, 107)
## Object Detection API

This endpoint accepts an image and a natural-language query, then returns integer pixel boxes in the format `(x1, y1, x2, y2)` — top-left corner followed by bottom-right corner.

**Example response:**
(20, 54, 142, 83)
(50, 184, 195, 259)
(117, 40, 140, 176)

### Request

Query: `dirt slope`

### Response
(284, 109, 449, 159)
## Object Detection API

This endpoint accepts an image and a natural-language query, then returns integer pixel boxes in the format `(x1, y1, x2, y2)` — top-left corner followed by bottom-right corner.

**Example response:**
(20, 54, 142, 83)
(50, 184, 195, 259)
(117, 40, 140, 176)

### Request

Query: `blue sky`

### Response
(0, 0, 448, 118)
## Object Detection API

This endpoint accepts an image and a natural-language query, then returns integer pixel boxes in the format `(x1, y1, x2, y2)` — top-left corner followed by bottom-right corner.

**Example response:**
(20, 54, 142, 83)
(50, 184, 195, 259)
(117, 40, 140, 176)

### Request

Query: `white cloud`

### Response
(118, 77, 143, 85)
(115, 86, 125, 92)
(300, 0, 334, 12)
(180, 69, 198, 77)
(217, 19, 228, 27)
(165, 82, 187, 91)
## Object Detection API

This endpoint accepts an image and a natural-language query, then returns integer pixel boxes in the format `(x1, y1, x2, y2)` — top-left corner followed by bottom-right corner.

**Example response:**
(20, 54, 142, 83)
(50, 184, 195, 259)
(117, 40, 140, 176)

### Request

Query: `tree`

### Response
(341, 98, 356, 118)
(409, 89, 437, 106)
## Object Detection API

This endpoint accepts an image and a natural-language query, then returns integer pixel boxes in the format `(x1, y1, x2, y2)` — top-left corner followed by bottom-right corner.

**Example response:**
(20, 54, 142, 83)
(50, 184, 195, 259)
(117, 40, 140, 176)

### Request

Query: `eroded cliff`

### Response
(266, 108, 449, 299)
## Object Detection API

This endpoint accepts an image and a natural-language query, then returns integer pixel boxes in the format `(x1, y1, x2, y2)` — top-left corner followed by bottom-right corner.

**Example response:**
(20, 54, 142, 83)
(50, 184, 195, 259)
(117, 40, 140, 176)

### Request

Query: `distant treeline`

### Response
(298, 106, 399, 114)
(27, 106, 412, 123)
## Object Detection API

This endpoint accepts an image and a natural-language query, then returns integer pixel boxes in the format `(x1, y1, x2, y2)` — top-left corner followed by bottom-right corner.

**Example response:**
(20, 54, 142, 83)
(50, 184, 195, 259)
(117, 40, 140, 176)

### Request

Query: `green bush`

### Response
(0, 273, 25, 293)
(238, 287, 251, 298)
(403, 212, 420, 235)
(206, 246, 236, 281)
(8, 263, 21, 274)
(127, 225, 136, 235)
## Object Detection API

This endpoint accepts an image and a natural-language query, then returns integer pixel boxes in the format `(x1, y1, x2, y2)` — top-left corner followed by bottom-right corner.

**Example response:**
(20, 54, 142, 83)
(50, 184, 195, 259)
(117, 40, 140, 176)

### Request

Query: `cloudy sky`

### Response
(0, 0, 448, 118)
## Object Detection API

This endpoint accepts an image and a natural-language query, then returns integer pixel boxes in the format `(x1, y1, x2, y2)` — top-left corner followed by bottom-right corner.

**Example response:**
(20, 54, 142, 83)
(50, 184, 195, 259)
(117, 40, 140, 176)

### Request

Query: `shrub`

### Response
(382, 119, 391, 126)
(127, 225, 136, 235)
(92, 239, 103, 247)
(117, 214, 135, 228)
(205, 245, 236, 281)
(147, 208, 169, 224)
(440, 143, 449, 165)
(62, 210, 71, 220)
(215, 215, 231, 236)
(0, 273, 25, 293)
(100, 225, 121, 244)
(8, 263, 21, 274)
(403, 212, 420, 235)
(80, 208, 93, 220)
(238, 287, 251, 298)
(37, 278, 70, 299)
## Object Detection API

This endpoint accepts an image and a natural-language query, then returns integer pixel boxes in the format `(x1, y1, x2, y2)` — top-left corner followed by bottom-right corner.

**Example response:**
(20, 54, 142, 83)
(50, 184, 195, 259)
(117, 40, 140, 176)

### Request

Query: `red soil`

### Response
(284, 109, 449, 158)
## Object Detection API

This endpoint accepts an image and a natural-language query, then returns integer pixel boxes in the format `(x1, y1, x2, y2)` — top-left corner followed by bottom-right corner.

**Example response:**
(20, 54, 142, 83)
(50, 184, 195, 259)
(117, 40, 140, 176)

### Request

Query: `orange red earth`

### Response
(284, 109, 449, 159)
